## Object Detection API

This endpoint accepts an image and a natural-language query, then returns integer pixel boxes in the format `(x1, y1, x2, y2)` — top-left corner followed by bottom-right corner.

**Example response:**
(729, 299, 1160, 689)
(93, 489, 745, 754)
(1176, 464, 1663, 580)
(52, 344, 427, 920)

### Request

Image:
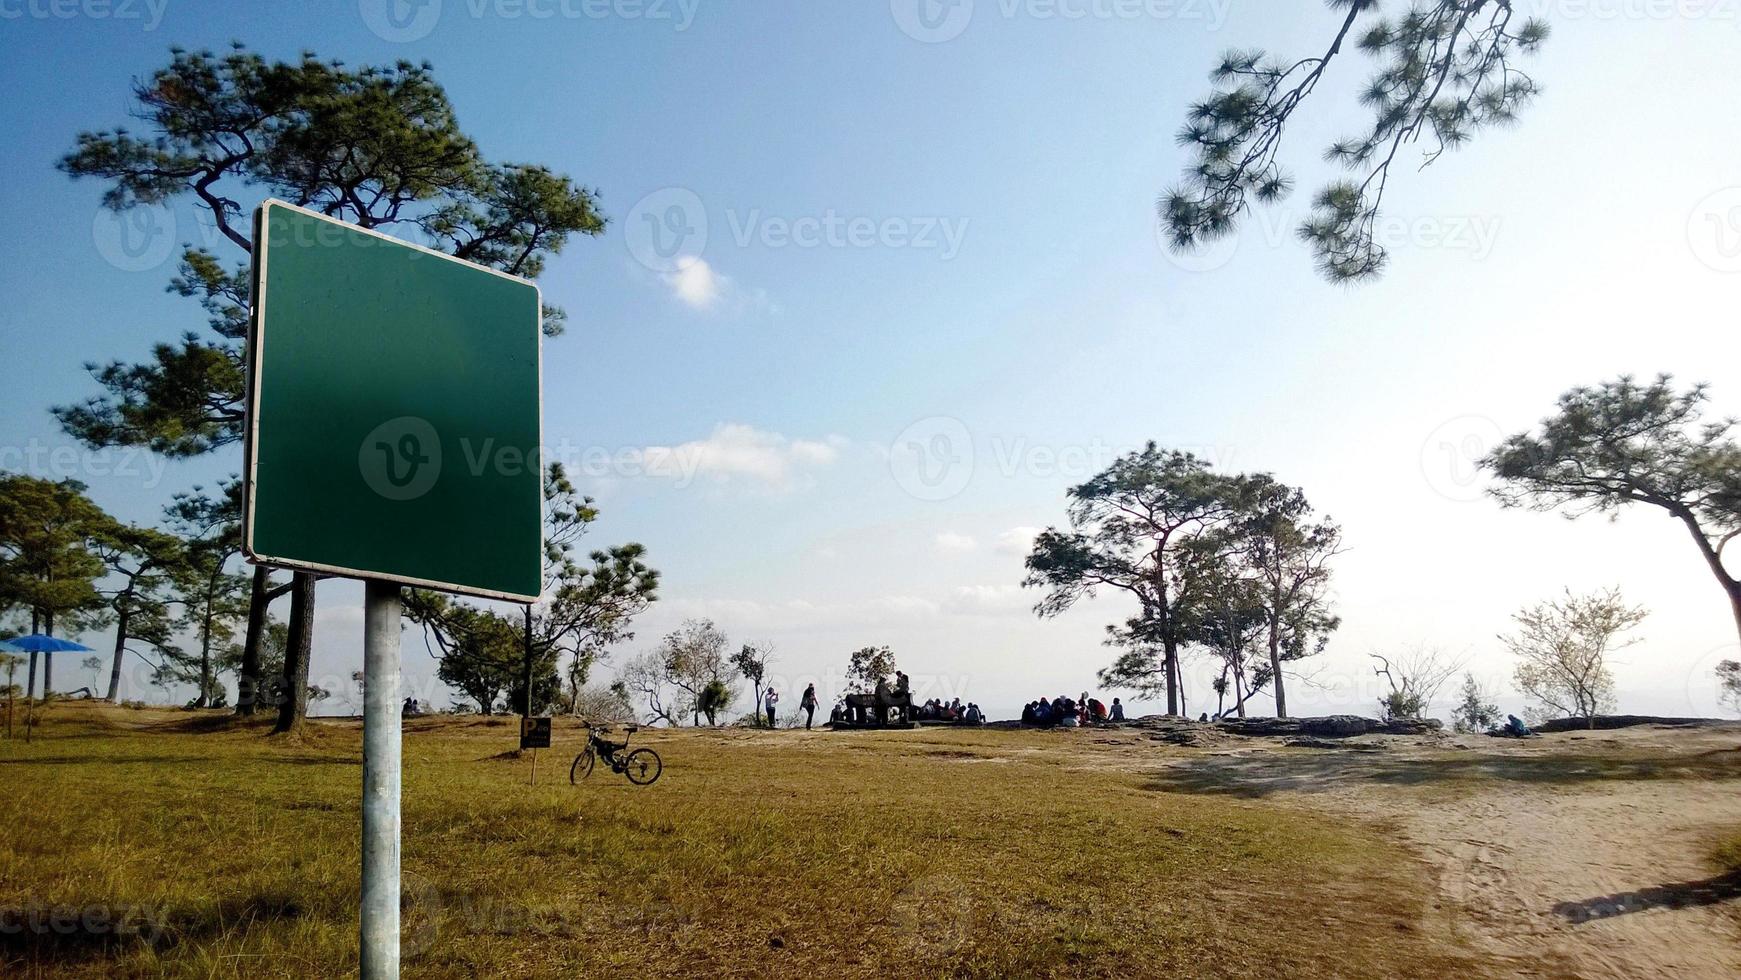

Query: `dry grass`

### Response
(1715, 832, 1741, 875)
(0, 702, 1479, 978)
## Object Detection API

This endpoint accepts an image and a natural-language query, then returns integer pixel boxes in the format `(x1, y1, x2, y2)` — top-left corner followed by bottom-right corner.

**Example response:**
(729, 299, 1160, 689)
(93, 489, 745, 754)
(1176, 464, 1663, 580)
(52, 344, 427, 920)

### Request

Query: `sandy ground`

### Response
(1134, 723, 1741, 978)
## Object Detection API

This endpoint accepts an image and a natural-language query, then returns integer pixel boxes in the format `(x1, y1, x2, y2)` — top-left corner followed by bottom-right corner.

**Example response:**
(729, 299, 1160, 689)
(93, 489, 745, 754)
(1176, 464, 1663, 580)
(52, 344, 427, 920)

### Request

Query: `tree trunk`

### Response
(25, 610, 38, 703)
(195, 599, 214, 708)
(236, 566, 270, 716)
(1727, 578, 1741, 654)
(1176, 655, 1187, 717)
(42, 610, 54, 696)
(106, 606, 130, 702)
(1676, 510, 1741, 652)
(1268, 618, 1287, 719)
(271, 573, 316, 735)
(1162, 639, 1179, 716)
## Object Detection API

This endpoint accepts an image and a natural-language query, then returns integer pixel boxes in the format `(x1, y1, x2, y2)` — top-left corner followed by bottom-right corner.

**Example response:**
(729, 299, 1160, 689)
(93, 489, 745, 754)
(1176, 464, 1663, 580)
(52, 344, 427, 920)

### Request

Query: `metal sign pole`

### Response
(361, 580, 403, 979)
(523, 603, 534, 785)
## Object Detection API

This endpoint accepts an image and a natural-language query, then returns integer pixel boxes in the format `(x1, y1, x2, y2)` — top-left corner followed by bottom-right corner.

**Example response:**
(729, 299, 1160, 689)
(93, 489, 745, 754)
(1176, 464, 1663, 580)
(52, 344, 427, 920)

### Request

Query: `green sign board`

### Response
(243, 200, 543, 602)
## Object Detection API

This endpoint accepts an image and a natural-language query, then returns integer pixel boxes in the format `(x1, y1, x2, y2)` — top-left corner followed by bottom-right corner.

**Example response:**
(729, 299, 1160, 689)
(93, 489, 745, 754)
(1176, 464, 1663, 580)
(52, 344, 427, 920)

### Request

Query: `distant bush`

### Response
(122, 700, 147, 710)
(1371, 647, 1460, 721)
(1379, 690, 1427, 722)
(1450, 674, 1502, 734)
(1718, 661, 1741, 717)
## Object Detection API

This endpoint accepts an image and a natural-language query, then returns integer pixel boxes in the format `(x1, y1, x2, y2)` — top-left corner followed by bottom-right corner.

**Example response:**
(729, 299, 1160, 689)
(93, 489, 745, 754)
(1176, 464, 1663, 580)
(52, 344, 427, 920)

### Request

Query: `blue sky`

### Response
(4, 1, 1741, 720)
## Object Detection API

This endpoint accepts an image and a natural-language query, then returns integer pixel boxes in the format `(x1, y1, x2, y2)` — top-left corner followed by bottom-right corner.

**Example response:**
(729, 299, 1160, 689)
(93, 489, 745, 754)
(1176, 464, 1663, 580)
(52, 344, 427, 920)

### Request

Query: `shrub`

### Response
(1450, 674, 1502, 734)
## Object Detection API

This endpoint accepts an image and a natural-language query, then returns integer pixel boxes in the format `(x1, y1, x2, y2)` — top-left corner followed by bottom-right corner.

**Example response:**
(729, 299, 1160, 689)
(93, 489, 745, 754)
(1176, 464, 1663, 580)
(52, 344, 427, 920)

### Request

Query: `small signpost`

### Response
(520, 716, 553, 785)
(520, 716, 553, 750)
(244, 200, 543, 979)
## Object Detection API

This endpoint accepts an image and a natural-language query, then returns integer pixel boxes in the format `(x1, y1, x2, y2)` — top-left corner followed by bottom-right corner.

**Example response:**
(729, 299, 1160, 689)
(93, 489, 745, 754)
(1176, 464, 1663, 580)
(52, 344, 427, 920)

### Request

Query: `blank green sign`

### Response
(244, 201, 542, 601)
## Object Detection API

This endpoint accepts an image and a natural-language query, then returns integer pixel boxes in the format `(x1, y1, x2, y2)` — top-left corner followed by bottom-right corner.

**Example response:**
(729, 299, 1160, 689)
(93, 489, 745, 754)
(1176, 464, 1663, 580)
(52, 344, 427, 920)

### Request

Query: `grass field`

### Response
(0, 702, 1480, 978)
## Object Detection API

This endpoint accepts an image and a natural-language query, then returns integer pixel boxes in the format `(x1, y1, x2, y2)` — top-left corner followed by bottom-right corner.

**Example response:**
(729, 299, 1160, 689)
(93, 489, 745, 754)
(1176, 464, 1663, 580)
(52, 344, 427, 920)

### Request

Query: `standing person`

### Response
(801, 683, 818, 730)
(764, 686, 779, 728)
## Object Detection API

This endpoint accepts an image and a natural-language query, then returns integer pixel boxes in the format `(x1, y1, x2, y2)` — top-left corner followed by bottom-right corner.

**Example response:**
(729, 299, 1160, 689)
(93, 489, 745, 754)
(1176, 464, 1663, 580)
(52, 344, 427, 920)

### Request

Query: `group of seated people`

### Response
(915, 697, 984, 724)
(1021, 692, 1125, 728)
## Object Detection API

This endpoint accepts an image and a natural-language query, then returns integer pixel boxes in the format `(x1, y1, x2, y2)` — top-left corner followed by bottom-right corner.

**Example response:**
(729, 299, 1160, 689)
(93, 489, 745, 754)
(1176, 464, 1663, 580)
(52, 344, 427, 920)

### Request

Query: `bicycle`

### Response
(571, 723, 662, 786)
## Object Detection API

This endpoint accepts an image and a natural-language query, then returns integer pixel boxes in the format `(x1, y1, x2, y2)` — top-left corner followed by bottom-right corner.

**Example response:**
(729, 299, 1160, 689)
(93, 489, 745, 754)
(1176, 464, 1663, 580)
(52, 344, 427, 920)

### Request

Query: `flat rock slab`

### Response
(1131, 714, 1443, 739)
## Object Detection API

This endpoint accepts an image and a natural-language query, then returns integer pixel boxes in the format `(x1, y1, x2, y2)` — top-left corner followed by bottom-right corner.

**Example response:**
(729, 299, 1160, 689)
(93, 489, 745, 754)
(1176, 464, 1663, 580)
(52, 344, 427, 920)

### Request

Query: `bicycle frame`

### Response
(587, 725, 637, 770)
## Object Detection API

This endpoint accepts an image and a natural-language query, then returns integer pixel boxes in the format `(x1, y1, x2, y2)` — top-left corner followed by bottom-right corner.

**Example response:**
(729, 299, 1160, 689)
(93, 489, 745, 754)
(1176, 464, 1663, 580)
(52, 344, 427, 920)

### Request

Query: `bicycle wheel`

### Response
(570, 747, 595, 784)
(623, 748, 662, 786)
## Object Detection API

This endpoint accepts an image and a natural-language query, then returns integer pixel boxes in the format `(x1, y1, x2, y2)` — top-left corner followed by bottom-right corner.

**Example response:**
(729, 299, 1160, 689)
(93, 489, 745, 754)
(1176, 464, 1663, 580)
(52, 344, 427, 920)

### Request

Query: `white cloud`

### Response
(664, 255, 723, 309)
(944, 584, 1031, 616)
(995, 526, 1042, 555)
(659, 255, 775, 315)
(934, 531, 977, 554)
(653, 594, 940, 632)
(652, 584, 1031, 633)
(631, 423, 847, 491)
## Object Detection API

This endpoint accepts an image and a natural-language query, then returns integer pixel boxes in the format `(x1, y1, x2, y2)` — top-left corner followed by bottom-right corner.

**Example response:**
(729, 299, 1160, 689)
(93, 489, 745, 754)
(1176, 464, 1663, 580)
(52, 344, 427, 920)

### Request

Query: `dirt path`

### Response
(1415, 777, 1740, 977)
(1142, 725, 1741, 978)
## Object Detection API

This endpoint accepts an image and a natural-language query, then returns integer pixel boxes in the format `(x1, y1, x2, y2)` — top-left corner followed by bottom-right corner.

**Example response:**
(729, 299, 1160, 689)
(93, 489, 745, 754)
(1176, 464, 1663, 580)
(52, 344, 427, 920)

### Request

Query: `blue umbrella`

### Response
(4, 634, 93, 653)
(6, 635, 93, 743)
(0, 640, 22, 654)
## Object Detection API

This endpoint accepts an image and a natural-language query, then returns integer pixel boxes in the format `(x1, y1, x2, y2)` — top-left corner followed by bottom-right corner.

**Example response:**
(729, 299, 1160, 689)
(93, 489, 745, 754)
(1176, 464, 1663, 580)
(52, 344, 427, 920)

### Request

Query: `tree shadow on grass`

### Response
(1553, 871, 1741, 923)
(0, 892, 309, 967)
(1142, 748, 1741, 800)
(0, 753, 353, 767)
